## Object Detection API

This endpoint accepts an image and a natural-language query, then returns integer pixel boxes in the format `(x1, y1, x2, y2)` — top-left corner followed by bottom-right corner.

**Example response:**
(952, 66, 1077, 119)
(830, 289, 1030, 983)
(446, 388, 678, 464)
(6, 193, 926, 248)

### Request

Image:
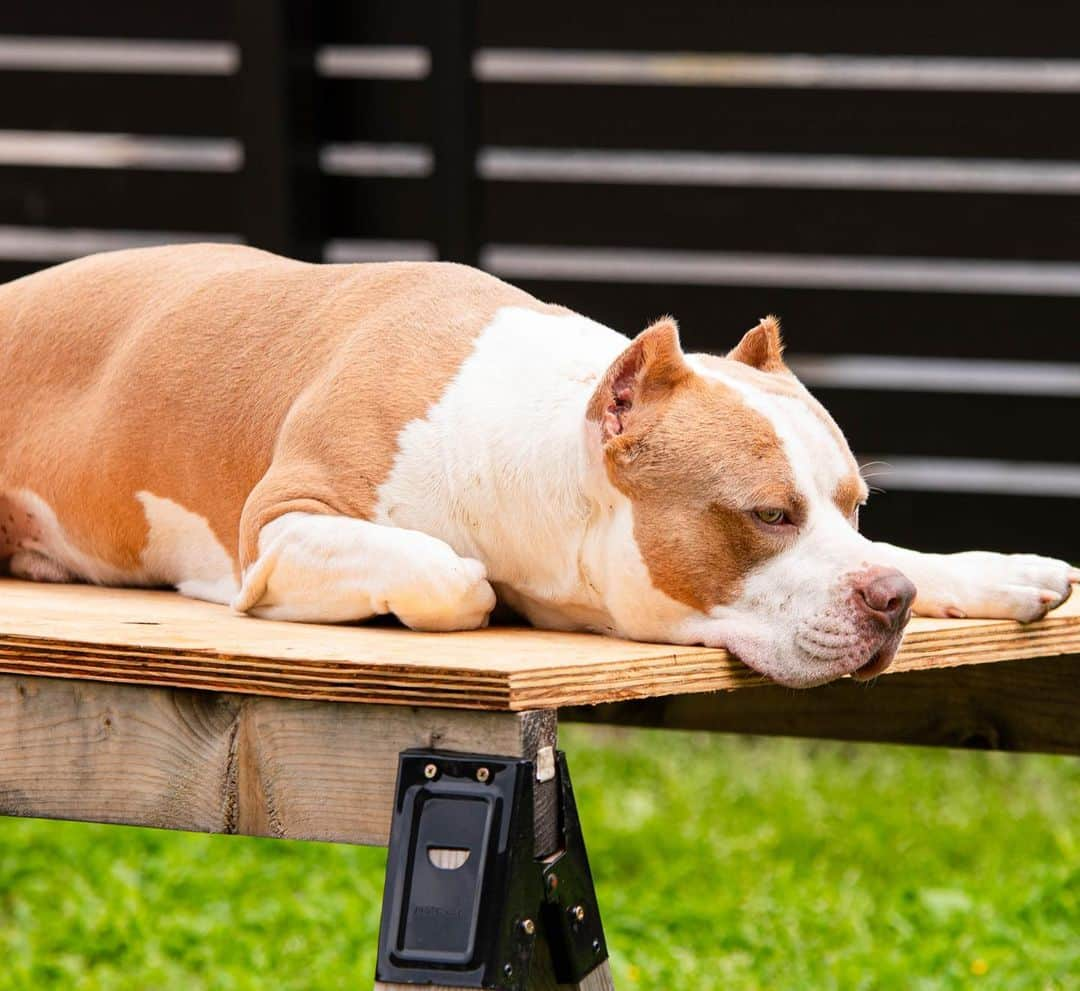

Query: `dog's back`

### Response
(0, 243, 548, 586)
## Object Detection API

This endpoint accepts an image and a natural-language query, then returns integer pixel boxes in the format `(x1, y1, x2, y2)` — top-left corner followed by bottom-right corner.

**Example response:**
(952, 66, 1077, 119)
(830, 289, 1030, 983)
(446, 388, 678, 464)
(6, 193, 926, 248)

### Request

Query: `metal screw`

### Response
(476, 766, 490, 783)
(423, 763, 437, 779)
(503, 963, 514, 978)
(570, 904, 586, 923)
(520, 918, 536, 936)
(546, 874, 558, 892)
(592, 938, 601, 954)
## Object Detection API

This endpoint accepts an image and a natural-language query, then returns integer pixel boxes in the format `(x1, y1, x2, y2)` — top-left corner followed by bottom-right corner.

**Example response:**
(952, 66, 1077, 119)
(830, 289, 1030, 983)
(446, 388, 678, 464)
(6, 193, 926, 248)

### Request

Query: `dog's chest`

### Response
(373, 306, 625, 606)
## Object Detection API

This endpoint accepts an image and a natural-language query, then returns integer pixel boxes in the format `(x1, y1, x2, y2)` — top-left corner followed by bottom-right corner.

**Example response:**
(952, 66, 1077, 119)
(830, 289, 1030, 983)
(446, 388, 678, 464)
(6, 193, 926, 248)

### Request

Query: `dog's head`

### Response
(586, 315, 914, 687)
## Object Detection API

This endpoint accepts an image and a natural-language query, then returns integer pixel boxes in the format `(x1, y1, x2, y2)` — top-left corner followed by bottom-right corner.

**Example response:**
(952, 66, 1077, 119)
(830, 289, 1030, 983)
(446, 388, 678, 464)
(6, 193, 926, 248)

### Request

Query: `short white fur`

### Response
(373, 306, 690, 636)
(136, 491, 238, 604)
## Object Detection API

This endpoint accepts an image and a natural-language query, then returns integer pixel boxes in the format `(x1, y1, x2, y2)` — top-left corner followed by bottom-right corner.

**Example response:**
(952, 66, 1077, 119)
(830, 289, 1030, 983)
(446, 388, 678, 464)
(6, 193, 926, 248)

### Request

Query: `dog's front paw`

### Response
(916, 551, 1078, 622)
(395, 555, 497, 632)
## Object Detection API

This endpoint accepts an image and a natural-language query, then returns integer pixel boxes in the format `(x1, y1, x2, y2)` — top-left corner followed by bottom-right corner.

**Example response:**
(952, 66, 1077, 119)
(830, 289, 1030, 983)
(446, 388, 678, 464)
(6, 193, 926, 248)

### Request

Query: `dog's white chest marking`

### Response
(374, 306, 628, 618)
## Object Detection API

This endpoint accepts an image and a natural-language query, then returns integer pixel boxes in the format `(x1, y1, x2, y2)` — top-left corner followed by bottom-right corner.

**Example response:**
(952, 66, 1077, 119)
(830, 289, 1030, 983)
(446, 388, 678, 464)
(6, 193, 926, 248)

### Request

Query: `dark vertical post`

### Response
(430, 0, 481, 265)
(234, 0, 322, 261)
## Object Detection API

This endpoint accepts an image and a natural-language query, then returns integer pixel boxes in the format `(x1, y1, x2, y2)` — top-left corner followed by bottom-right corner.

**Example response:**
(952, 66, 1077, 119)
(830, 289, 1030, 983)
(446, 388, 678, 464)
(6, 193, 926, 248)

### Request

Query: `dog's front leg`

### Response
(870, 542, 1078, 621)
(232, 512, 496, 631)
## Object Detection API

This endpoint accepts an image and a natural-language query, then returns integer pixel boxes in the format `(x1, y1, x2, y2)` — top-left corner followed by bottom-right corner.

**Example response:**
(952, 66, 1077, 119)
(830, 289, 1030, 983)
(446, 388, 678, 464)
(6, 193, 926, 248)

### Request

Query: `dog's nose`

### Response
(855, 567, 916, 628)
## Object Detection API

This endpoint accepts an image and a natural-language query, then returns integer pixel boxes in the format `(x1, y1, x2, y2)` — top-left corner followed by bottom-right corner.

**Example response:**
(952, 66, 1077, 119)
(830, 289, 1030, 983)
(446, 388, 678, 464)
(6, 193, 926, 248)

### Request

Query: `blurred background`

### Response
(0, 3, 1077, 989)
(1, 0, 1077, 560)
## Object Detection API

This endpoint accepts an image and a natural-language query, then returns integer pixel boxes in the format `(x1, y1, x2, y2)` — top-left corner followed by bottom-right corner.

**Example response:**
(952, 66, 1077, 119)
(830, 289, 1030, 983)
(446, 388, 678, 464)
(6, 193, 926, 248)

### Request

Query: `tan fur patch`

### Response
(834, 473, 869, 519)
(726, 315, 786, 372)
(694, 327, 864, 494)
(596, 367, 796, 613)
(0, 245, 563, 575)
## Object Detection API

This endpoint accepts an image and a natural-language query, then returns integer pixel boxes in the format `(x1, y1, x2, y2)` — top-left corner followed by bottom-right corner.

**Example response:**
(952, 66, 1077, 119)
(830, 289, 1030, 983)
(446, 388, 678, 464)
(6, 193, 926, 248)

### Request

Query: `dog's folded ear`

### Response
(588, 317, 691, 442)
(727, 315, 786, 373)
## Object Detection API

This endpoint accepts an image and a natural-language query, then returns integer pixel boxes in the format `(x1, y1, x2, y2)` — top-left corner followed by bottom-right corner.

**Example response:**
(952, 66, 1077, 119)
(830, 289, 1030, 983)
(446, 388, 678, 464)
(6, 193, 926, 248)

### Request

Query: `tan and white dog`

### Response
(1, 244, 1076, 687)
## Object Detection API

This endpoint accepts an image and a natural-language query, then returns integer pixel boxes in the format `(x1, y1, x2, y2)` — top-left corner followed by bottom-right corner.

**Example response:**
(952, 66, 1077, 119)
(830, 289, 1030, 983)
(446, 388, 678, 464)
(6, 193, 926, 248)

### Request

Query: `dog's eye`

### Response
(753, 508, 787, 526)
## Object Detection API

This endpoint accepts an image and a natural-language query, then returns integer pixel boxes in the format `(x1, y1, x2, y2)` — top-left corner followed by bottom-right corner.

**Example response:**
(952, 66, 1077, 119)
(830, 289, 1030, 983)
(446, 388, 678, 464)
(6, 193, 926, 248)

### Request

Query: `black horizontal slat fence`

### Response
(1, 0, 1077, 561)
(0, 72, 235, 135)
(504, 280, 1080, 363)
(478, 87, 1080, 160)
(322, 79, 427, 143)
(861, 491, 1075, 561)
(0, 167, 239, 230)
(320, 0, 1080, 57)
(3, 2, 232, 39)
(471, 1, 1075, 57)
(479, 183, 1080, 260)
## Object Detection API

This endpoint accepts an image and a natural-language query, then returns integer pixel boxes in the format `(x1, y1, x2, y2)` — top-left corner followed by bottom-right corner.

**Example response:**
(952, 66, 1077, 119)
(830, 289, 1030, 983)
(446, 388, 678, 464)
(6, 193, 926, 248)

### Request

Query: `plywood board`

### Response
(0, 578, 1075, 710)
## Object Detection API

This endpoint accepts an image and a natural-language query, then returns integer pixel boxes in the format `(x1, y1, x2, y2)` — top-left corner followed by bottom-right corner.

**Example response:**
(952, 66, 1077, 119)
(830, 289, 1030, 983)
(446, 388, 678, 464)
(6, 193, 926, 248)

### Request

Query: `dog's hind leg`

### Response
(233, 511, 496, 631)
(1, 490, 76, 584)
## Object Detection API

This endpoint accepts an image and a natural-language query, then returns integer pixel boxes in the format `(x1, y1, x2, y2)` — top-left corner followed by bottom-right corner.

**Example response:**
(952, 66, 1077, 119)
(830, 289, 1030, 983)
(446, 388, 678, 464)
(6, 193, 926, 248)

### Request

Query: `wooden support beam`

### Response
(0, 674, 553, 845)
(564, 654, 1080, 756)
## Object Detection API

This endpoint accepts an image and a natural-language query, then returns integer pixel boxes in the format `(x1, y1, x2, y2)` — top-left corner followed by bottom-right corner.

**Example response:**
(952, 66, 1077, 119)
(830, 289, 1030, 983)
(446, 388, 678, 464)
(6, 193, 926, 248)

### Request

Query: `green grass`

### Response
(1, 726, 1077, 990)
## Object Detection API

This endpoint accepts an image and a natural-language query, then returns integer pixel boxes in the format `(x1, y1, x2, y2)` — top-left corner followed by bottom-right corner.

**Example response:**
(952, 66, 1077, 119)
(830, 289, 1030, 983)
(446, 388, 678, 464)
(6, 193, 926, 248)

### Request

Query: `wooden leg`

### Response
(525, 943, 616, 991)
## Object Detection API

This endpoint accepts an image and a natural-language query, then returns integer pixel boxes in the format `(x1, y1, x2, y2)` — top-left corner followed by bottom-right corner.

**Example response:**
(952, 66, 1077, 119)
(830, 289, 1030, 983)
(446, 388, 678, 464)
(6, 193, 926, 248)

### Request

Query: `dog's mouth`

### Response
(724, 636, 902, 688)
(676, 618, 907, 689)
(849, 632, 903, 682)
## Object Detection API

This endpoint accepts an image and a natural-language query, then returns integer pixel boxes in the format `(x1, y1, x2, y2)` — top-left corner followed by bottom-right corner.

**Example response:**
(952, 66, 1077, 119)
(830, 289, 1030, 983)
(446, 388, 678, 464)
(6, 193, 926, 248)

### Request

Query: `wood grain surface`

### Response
(0, 578, 1076, 710)
(0, 674, 553, 845)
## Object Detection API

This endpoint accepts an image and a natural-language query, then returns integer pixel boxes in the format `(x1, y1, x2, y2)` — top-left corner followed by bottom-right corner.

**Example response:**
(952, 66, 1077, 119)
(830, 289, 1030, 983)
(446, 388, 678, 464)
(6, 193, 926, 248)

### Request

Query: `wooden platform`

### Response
(0, 578, 1076, 710)
(1, 579, 1076, 991)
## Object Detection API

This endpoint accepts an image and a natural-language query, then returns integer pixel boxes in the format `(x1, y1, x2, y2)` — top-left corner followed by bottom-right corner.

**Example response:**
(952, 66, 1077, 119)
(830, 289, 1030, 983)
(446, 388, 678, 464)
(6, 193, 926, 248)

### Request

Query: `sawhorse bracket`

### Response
(375, 747, 612, 990)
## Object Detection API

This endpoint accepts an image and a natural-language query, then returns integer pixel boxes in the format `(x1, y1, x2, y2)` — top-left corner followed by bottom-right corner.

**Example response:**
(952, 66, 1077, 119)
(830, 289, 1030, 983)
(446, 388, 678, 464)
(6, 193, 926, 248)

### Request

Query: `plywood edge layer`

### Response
(0, 624, 1077, 711)
(0, 577, 1075, 710)
(505, 631, 1080, 710)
